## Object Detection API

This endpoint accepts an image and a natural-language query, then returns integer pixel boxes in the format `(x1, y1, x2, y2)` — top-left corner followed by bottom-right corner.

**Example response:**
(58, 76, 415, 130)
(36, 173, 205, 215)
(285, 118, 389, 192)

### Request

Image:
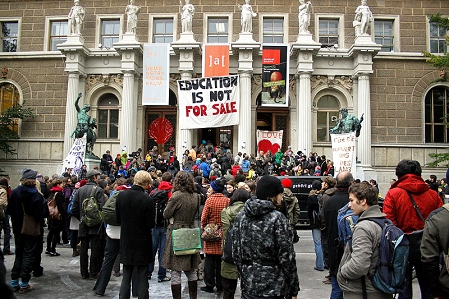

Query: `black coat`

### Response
(116, 185, 155, 266)
(323, 187, 349, 276)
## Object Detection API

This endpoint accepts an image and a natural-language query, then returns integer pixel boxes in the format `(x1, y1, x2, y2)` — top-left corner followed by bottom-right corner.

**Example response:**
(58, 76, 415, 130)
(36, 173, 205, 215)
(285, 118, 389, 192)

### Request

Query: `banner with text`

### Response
(331, 132, 357, 177)
(177, 75, 240, 129)
(257, 130, 283, 155)
(203, 44, 229, 77)
(261, 44, 289, 107)
(63, 136, 86, 176)
(142, 43, 170, 105)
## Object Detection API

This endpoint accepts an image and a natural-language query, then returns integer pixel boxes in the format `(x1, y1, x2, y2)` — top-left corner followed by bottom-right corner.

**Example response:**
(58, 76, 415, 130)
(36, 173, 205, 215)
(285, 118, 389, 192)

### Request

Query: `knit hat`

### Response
(312, 180, 322, 191)
(256, 176, 284, 201)
(21, 168, 36, 180)
(321, 176, 336, 188)
(281, 178, 293, 189)
(210, 179, 225, 193)
(148, 166, 156, 172)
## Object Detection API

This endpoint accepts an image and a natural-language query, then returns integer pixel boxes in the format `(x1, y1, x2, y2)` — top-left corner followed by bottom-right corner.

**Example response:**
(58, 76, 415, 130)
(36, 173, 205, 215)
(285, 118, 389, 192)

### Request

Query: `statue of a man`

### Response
(329, 108, 363, 137)
(71, 93, 91, 138)
(298, 0, 312, 34)
(180, 0, 195, 33)
(125, 0, 141, 34)
(68, 0, 85, 35)
(238, 0, 257, 33)
(354, 0, 373, 35)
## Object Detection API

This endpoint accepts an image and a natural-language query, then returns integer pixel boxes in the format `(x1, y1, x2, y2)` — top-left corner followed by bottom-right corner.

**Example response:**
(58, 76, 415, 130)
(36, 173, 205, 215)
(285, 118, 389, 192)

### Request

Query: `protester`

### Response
(232, 175, 300, 299)
(308, 180, 324, 272)
(45, 179, 66, 256)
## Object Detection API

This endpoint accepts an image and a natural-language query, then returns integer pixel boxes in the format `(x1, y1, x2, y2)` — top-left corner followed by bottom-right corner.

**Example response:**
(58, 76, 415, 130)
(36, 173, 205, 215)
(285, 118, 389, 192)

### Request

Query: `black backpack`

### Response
(149, 189, 170, 227)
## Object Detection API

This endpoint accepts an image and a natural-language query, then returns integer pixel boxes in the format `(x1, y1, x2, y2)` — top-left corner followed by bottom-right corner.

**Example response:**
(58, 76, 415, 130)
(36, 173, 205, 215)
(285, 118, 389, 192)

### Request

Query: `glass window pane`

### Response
(98, 110, 108, 123)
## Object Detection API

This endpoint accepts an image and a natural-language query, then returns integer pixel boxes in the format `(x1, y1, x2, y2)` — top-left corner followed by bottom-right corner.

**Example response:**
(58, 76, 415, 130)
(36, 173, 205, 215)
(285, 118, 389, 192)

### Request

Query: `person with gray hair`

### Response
(323, 171, 353, 299)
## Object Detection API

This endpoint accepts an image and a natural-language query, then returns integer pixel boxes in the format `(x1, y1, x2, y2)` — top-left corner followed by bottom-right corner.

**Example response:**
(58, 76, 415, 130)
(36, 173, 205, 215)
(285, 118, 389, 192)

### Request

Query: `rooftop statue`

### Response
(125, 0, 141, 34)
(71, 93, 97, 156)
(68, 0, 85, 35)
(298, 0, 312, 34)
(329, 108, 363, 137)
(180, 0, 195, 33)
(354, 0, 373, 36)
(238, 0, 257, 33)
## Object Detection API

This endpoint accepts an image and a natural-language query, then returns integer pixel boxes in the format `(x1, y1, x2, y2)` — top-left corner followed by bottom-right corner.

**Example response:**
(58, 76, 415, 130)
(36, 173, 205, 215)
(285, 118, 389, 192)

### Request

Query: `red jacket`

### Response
(383, 174, 442, 234)
(231, 165, 241, 178)
(155, 181, 173, 199)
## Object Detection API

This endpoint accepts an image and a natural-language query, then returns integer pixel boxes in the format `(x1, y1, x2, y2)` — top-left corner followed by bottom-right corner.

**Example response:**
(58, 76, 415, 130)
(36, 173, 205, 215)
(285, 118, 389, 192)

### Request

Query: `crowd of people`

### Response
(1, 141, 449, 299)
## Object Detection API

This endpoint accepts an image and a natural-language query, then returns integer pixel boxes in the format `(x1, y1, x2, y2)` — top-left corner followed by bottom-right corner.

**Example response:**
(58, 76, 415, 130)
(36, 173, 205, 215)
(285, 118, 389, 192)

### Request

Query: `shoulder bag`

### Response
(172, 194, 202, 255)
(406, 191, 425, 259)
(21, 203, 41, 236)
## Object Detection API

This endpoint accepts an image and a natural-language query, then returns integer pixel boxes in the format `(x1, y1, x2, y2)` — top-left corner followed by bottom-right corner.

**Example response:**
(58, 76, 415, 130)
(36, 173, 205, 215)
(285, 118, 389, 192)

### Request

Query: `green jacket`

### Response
(220, 201, 244, 279)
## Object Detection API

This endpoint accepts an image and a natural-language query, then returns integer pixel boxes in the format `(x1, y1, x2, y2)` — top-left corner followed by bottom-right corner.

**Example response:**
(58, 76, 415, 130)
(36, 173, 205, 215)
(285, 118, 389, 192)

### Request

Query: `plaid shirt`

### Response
(201, 192, 230, 255)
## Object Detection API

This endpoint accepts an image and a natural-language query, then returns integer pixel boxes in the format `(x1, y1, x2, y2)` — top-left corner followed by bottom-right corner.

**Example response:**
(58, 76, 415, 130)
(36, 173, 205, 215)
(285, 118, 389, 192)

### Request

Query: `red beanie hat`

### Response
(281, 178, 292, 189)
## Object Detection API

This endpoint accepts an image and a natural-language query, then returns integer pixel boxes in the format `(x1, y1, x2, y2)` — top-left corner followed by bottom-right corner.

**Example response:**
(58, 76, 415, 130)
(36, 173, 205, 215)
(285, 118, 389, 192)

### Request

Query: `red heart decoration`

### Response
(258, 139, 280, 155)
(148, 118, 173, 144)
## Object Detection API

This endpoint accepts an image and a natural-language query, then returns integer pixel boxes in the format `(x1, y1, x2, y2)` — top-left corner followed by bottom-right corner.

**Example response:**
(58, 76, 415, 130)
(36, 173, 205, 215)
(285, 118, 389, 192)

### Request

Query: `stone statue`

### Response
(329, 108, 363, 137)
(238, 0, 257, 33)
(354, 0, 373, 36)
(298, 0, 312, 34)
(71, 93, 97, 156)
(125, 0, 141, 34)
(180, 0, 195, 33)
(68, 0, 85, 35)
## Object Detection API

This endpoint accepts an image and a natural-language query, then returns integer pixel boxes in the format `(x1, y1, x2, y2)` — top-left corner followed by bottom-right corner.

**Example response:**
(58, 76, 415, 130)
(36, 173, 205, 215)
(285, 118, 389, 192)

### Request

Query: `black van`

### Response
(277, 176, 324, 224)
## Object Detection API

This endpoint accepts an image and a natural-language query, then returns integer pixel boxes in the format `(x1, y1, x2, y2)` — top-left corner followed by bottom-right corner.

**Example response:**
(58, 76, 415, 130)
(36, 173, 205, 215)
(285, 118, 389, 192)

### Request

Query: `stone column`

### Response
(297, 73, 313, 153)
(120, 71, 137, 151)
(178, 71, 194, 155)
(357, 74, 371, 167)
(63, 72, 81, 157)
(238, 72, 252, 153)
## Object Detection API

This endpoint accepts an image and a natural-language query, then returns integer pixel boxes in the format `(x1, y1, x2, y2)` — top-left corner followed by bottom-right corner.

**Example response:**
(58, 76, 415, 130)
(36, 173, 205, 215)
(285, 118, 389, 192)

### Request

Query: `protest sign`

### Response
(331, 132, 357, 176)
(257, 130, 283, 155)
(177, 75, 240, 129)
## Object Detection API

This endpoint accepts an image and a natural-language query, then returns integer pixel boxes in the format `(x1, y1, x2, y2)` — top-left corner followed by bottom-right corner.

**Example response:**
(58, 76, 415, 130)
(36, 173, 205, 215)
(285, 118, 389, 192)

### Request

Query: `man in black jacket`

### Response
(323, 171, 353, 299)
(72, 169, 105, 279)
(8, 168, 48, 294)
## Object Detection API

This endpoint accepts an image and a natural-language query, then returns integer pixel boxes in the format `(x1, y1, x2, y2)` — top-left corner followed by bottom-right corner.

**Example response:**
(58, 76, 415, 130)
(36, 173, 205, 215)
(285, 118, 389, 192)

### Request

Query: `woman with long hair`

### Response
(162, 171, 201, 299)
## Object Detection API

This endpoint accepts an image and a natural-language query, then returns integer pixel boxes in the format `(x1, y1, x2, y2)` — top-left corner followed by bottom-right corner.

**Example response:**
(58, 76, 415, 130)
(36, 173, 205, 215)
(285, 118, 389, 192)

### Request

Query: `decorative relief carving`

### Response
(86, 74, 124, 92)
(252, 74, 262, 87)
(310, 75, 328, 90)
(170, 73, 181, 83)
(310, 75, 353, 92)
(289, 74, 296, 95)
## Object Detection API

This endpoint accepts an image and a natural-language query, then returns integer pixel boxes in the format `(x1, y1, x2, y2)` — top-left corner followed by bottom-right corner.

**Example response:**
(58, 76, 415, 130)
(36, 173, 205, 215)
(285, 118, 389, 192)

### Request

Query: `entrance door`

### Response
(199, 127, 232, 150)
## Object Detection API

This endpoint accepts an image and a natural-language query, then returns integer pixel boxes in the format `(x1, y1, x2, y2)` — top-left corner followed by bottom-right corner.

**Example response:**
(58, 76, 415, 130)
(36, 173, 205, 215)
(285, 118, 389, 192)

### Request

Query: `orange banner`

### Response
(203, 44, 229, 77)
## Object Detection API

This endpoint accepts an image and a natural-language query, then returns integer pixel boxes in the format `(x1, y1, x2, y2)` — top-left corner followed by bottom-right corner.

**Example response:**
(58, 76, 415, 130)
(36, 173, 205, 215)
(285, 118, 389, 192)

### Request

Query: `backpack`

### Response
(337, 202, 359, 247)
(67, 190, 77, 215)
(149, 189, 170, 227)
(101, 190, 122, 226)
(81, 186, 103, 227)
(222, 224, 235, 264)
(363, 218, 410, 295)
(47, 193, 62, 221)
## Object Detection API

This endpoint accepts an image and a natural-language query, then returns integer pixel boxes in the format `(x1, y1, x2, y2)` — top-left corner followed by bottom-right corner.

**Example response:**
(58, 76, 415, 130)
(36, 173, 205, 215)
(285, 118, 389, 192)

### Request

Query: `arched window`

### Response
(97, 94, 119, 139)
(0, 82, 20, 133)
(425, 86, 449, 143)
(317, 95, 340, 142)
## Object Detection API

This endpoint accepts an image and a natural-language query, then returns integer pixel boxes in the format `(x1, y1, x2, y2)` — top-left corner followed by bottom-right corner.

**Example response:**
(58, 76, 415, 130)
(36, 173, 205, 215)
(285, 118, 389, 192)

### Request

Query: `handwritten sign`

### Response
(63, 136, 86, 177)
(331, 132, 357, 177)
(177, 75, 240, 129)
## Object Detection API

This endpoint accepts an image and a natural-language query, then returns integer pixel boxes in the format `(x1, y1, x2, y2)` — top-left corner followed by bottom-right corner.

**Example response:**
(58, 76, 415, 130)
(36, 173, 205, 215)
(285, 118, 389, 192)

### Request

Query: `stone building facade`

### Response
(0, 0, 448, 193)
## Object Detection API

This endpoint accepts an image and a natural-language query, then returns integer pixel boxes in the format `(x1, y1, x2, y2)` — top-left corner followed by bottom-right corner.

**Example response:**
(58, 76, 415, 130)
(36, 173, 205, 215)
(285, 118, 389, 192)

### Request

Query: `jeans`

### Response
(330, 275, 343, 299)
(120, 265, 149, 299)
(46, 227, 61, 252)
(94, 236, 120, 295)
(11, 234, 38, 284)
(397, 256, 433, 299)
(148, 226, 167, 280)
(204, 254, 222, 290)
(312, 228, 324, 270)
(321, 230, 329, 268)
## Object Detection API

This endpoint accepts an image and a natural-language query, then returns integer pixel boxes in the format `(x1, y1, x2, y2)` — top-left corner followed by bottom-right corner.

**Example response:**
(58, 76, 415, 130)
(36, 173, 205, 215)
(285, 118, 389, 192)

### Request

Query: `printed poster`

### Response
(142, 43, 170, 105)
(63, 135, 87, 176)
(177, 75, 240, 129)
(257, 130, 283, 155)
(261, 44, 289, 107)
(331, 132, 357, 177)
(203, 44, 229, 77)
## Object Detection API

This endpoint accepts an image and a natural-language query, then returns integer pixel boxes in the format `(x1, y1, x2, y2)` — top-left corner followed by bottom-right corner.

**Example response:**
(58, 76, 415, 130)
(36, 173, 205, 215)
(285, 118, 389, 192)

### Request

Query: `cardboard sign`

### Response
(178, 75, 240, 129)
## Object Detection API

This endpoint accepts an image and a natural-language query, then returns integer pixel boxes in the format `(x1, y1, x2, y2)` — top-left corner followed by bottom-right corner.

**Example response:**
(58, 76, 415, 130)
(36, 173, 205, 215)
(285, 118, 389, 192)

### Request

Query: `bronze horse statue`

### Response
(70, 93, 97, 156)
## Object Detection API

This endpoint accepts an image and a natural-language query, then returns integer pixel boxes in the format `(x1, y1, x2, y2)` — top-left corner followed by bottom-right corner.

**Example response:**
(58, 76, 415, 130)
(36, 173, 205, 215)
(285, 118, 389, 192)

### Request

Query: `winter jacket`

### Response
(199, 161, 211, 178)
(116, 185, 154, 266)
(307, 190, 321, 230)
(162, 190, 201, 272)
(7, 185, 48, 236)
(232, 197, 300, 298)
(337, 205, 392, 298)
(283, 188, 300, 225)
(421, 204, 449, 298)
(0, 184, 7, 221)
(241, 159, 250, 173)
(71, 182, 105, 237)
(47, 186, 66, 230)
(383, 174, 442, 234)
(201, 192, 229, 255)
(220, 200, 244, 280)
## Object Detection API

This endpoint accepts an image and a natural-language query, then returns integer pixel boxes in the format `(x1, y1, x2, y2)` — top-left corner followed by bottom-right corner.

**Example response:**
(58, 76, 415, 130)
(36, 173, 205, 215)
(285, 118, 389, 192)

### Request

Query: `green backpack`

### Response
(101, 190, 122, 226)
(81, 186, 103, 227)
